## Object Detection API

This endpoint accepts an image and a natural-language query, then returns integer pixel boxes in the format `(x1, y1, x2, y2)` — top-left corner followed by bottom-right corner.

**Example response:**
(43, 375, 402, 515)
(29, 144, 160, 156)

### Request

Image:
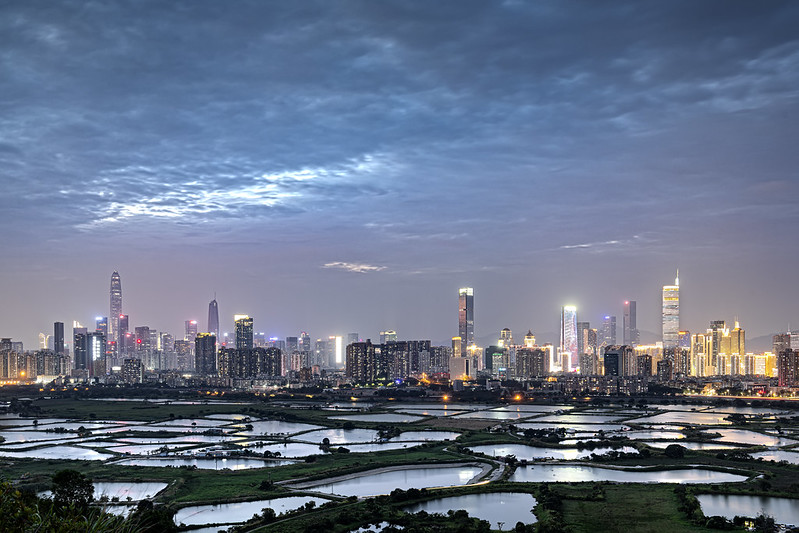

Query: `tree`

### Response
(664, 444, 686, 459)
(51, 469, 94, 509)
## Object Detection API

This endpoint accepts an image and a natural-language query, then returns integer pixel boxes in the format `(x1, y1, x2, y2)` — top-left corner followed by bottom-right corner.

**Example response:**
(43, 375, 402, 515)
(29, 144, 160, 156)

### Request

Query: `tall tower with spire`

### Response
(109, 271, 122, 347)
(662, 270, 680, 349)
(208, 297, 219, 339)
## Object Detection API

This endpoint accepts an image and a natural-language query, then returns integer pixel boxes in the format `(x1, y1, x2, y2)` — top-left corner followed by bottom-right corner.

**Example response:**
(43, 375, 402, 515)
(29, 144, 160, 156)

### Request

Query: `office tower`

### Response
(174, 340, 192, 371)
(300, 332, 311, 353)
(603, 345, 634, 377)
(195, 333, 217, 375)
(73, 330, 89, 374)
(234, 315, 253, 350)
(773, 333, 791, 355)
(560, 305, 578, 372)
(117, 314, 129, 356)
(451, 336, 462, 358)
(159, 332, 174, 353)
(458, 287, 474, 354)
(662, 272, 680, 349)
(54, 322, 65, 355)
(623, 301, 639, 346)
(87, 331, 106, 376)
(600, 316, 617, 347)
(109, 271, 122, 346)
(577, 322, 590, 355)
(208, 298, 220, 339)
(347, 333, 359, 345)
(380, 330, 397, 344)
(286, 336, 299, 353)
(330, 335, 344, 367)
(185, 320, 198, 344)
(95, 316, 108, 337)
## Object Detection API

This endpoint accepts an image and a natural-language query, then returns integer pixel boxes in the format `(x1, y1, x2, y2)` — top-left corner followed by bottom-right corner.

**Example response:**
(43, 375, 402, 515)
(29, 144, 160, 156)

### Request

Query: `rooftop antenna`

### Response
(675, 268, 679, 287)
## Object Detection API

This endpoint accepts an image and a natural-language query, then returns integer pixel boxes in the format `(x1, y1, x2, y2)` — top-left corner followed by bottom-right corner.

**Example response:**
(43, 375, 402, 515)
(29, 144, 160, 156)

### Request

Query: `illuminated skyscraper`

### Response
(234, 315, 253, 350)
(458, 288, 474, 354)
(600, 315, 617, 347)
(662, 272, 680, 349)
(560, 305, 578, 372)
(623, 301, 639, 346)
(109, 271, 122, 346)
(208, 298, 219, 339)
(185, 320, 198, 344)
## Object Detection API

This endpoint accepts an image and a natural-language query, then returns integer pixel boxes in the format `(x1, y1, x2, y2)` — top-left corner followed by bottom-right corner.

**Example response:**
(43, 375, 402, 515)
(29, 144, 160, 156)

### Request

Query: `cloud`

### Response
(322, 262, 387, 274)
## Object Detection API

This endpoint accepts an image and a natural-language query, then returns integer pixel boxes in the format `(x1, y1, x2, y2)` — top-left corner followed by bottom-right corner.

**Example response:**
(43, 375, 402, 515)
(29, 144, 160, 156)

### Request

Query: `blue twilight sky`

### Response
(1, 1, 798, 349)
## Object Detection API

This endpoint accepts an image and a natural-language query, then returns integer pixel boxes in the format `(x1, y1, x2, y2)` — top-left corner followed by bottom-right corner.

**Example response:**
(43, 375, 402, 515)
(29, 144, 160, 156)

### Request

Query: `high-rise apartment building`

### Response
(458, 288, 474, 355)
(109, 271, 122, 346)
(560, 305, 578, 372)
(777, 349, 798, 387)
(623, 300, 639, 346)
(208, 298, 219, 339)
(234, 315, 253, 351)
(662, 272, 680, 349)
(773, 333, 791, 355)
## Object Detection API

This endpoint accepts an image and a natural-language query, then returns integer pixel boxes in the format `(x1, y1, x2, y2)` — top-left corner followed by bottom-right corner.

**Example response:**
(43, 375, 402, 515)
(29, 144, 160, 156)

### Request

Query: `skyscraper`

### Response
(208, 298, 219, 339)
(600, 315, 617, 347)
(662, 272, 680, 349)
(458, 287, 474, 355)
(109, 271, 122, 346)
(623, 300, 639, 346)
(195, 333, 217, 375)
(560, 305, 578, 372)
(234, 315, 253, 350)
(53, 322, 64, 355)
(185, 320, 198, 344)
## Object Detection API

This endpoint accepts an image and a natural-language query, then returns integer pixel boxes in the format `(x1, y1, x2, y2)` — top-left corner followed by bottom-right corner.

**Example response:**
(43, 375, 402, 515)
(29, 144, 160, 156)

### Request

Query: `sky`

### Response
(1, 1, 798, 349)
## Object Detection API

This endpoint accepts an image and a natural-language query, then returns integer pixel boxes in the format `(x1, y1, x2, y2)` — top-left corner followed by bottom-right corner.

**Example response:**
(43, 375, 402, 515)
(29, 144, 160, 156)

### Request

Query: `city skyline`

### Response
(1, 2, 798, 349)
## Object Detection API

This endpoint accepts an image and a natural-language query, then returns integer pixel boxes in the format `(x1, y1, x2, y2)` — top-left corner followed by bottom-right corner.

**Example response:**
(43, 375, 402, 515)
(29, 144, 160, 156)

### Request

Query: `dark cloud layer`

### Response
(1, 1, 798, 347)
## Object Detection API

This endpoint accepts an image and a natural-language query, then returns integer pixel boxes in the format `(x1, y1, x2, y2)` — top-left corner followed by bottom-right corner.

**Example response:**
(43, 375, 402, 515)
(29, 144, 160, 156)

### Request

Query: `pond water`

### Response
(174, 496, 326, 526)
(113, 457, 293, 470)
(697, 494, 799, 525)
(391, 431, 460, 442)
(710, 429, 797, 447)
(0, 445, 113, 461)
(232, 420, 323, 436)
(100, 444, 194, 455)
(387, 403, 494, 411)
(751, 450, 799, 464)
(94, 482, 168, 500)
(628, 412, 731, 426)
(256, 442, 325, 458)
(510, 464, 748, 484)
(453, 411, 534, 421)
(329, 413, 425, 423)
(40, 481, 167, 501)
(150, 419, 230, 428)
(298, 428, 380, 444)
(533, 414, 628, 424)
(303, 465, 485, 497)
(0, 430, 86, 444)
(469, 444, 638, 461)
(339, 442, 418, 454)
(393, 409, 467, 417)
(622, 430, 685, 440)
(490, 405, 573, 413)
(642, 441, 737, 450)
(117, 435, 245, 445)
(517, 423, 630, 433)
(405, 492, 538, 529)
